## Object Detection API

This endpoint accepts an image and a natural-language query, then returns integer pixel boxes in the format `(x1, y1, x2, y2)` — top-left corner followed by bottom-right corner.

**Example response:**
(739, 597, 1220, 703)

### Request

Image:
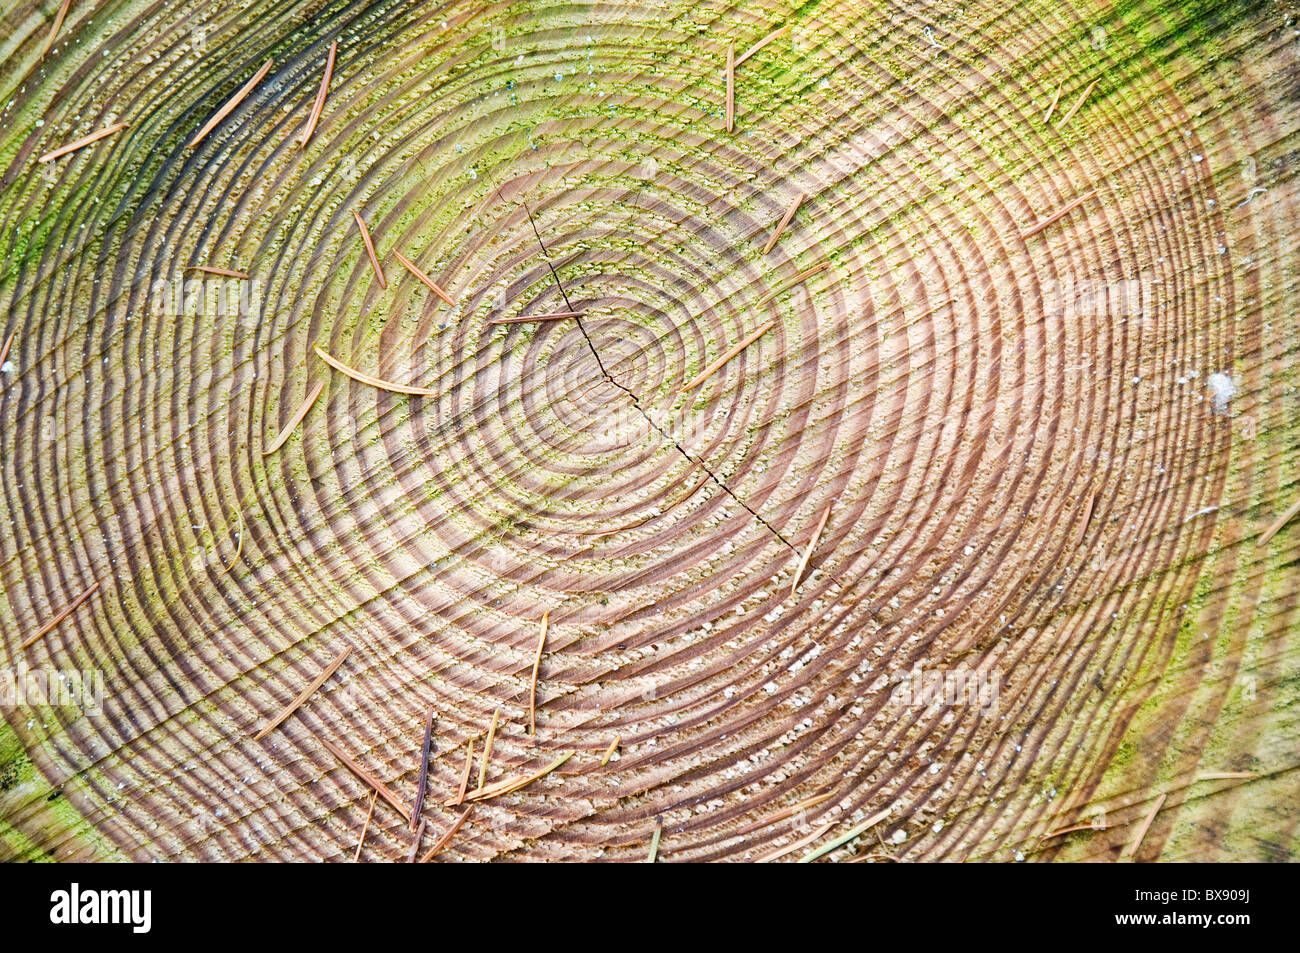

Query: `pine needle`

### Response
(528, 611, 548, 735)
(488, 311, 585, 325)
(185, 265, 250, 279)
(789, 504, 831, 596)
(219, 508, 244, 575)
(299, 40, 337, 148)
(38, 122, 128, 163)
(351, 210, 387, 289)
(40, 0, 74, 58)
(187, 59, 275, 148)
(735, 25, 788, 67)
(317, 735, 412, 824)
(679, 319, 776, 393)
(456, 736, 476, 806)
(476, 707, 500, 794)
(1020, 190, 1097, 240)
(315, 344, 436, 396)
(1043, 85, 1062, 124)
(762, 191, 804, 254)
(734, 791, 834, 837)
(1258, 496, 1300, 547)
(1056, 80, 1099, 128)
(725, 40, 735, 133)
(798, 807, 891, 863)
(353, 790, 377, 862)
(0, 331, 13, 369)
(420, 806, 473, 862)
(407, 818, 426, 862)
(20, 579, 101, 649)
(410, 704, 436, 831)
(394, 250, 456, 306)
(756, 821, 835, 863)
(263, 380, 325, 456)
(452, 751, 574, 804)
(251, 645, 351, 741)
(1121, 792, 1166, 859)
(600, 735, 620, 766)
(646, 817, 663, 863)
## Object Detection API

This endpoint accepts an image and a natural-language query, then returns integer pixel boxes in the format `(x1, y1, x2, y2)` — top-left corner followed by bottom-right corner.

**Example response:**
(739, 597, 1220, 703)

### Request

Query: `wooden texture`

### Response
(1, 0, 1297, 863)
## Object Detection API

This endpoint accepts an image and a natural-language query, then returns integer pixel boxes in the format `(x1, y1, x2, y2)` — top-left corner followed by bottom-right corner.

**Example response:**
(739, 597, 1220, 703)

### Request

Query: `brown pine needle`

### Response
(315, 345, 436, 397)
(725, 40, 735, 133)
(646, 817, 663, 863)
(21, 579, 101, 649)
(263, 380, 325, 456)
(799, 807, 892, 863)
(600, 735, 620, 766)
(476, 707, 501, 793)
(251, 645, 352, 741)
(353, 790, 377, 862)
(735, 25, 788, 67)
(187, 58, 275, 148)
(407, 818, 426, 862)
(420, 806, 473, 862)
(762, 191, 804, 254)
(317, 735, 412, 824)
(528, 611, 549, 735)
(40, 0, 73, 58)
(1074, 490, 1097, 549)
(38, 122, 128, 163)
(1043, 85, 1062, 124)
(680, 319, 777, 393)
(1056, 80, 1099, 128)
(790, 504, 831, 596)
(756, 821, 835, 863)
(352, 210, 387, 289)
(1036, 820, 1105, 844)
(410, 704, 436, 831)
(394, 250, 456, 306)
(0, 331, 15, 369)
(1197, 771, 1258, 781)
(453, 751, 574, 804)
(219, 509, 244, 575)
(1020, 190, 1097, 240)
(1258, 496, 1300, 547)
(752, 260, 831, 310)
(734, 791, 834, 837)
(185, 265, 250, 280)
(488, 311, 585, 325)
(456, 736, 476, 806)
(1122, 792, 1166, 859)
(299, 40, 337, 148)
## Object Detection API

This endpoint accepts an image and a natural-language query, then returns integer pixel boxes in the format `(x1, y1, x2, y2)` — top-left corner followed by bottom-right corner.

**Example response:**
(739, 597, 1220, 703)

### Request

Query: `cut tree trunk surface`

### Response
(1, 0, 1297, 862)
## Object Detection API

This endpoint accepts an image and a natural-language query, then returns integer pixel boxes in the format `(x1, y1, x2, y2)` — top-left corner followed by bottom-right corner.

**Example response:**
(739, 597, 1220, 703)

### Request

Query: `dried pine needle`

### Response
(351, 210, 387, 289)
(1257, 497, 1300, 547)
(528, 611, 549, 735)
(251, 645, 352, 741)
(679, 319, 777, 393)
(317, 735, 412, 824)
(756, 821, 835, 863)
(735, 25, 788, 67)
(353, 790, 377, 862)
(1020, 190, 1098, 240)
(646, 817, 663, 863)
(725, 40, 735, 133)
(453, 751, 574, 804)
(789, 504, 831, 597)
(1121, 792, 1166, 859)
(762, 191, 804, 255)
(185, 265, 250, 280)
(600, 735, 620, 766)
(394, 250, 456, 306)
(406, 818, 426, 862)
(456, 736, 475, 806)
(263, 380, 325, 456)
(798, 807, 892, 863)
(488, 311, 585, 325)
(38, 122, 128, 163)
(20, 579, 101, 650)
(1043, 85, 1062, 124)
(187, 59, 275, 148)
(0, 331, 15, 369)
(1197, 771, 1258, 781)
(476, 707, 501, 794)
(1056, 79, 1099, 127)
(315, 345, 436, 397)
(420, 806, 473, 862)
(299, 40, 337, 148)
(40, 0, 74, 58)
(219, 509, 244, 575)
(734, 791, 834, 837)
(410, 704, 436, 831)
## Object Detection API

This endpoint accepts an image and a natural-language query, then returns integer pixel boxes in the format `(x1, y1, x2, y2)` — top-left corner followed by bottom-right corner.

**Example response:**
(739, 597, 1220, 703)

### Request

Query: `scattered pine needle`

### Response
(762, 191, 804, 255)
(528, 611, 549, 735)
(476, 707, 501, 794)
(600, 735, 620, 766)
(40, 0, 73, 58)
(734, 791, 834, 837)
(185, 265, 250, 280)
(406, 818, 426, 862)
(453, 751, 574, 804)
(353, 790, 377, 862)
(251, 645, 352, 741)
(1020, 190, 1098, 240)
(1121, 792, 1166, 859)
(420, 806, 473, 862)
(790, 504, 831, 597)
(1036, 820, 1105, 844)
(351, 210, 387, 289)
(456, 736, 476, 806)
(187, 59, 275, 148)
(263, 380, 325, 456)
(756, 821, 835, 863)
(317, 735, 412, 824)
(38, 122, 128, 163)
(299, 40, 337, 148)
(1056, 80, 1099, 128)
(219, 509, 244, 575)
(752, 260, 831, 310)
(725, 40, 735, 133)
(798, 807, 892, 863)
(1197, 771, 1258, 781)
(1043, 85, 1062, 124)
(394, 250, 455, 306)
(315, 344, 436, 397)
(1074, 490, 1097, 549)
(488, 311, 585, 325)
(0, 331, 15, 369)
(20, 579, 101, 650)
(679, 319, 776, 393)
(1257, 496, 1300, 547)
(735, 25, 788, 67)
(410, 704, 436, 831)
(646, 817, 663, 863)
